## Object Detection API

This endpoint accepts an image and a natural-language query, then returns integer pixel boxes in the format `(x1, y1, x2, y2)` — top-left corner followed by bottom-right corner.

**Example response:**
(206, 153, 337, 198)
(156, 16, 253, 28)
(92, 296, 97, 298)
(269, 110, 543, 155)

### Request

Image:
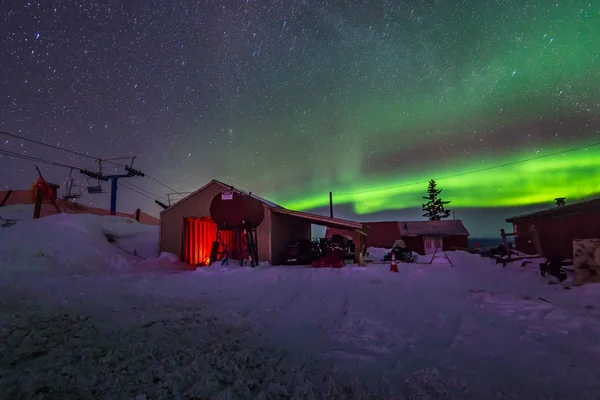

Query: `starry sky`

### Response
(1, 0, 599, 238)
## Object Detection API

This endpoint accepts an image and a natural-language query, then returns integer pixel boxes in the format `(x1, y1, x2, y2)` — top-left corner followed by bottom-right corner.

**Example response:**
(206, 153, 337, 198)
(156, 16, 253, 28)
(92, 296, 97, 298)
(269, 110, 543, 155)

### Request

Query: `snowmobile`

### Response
(284, 239, 321, 265)
(311, 241, 345, 268)
(383, 239, 415, 263)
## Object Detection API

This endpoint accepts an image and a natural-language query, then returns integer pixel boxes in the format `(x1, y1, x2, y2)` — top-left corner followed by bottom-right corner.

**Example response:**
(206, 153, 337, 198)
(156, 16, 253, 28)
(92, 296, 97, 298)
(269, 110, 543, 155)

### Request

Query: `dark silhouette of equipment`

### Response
(155, 200, 169, 209)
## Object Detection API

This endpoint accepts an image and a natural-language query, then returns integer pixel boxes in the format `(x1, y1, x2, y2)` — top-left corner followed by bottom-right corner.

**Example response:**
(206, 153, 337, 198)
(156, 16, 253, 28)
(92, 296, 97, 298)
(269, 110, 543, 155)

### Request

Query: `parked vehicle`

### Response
(329, 234, 356, 259)
(284, 239, 321, 265)
(384, 247, 415, 263)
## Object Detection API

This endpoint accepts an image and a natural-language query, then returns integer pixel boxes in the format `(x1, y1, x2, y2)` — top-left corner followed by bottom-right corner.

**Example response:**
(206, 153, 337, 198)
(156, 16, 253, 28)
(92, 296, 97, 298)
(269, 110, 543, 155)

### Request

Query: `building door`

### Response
(183, 217, 236, 266)
(424, 237, 443, 254)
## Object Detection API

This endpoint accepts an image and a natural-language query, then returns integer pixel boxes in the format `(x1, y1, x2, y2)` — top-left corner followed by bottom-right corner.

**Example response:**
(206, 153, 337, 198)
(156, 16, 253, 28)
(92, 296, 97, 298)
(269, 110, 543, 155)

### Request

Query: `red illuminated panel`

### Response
(183, 217, 238, 266)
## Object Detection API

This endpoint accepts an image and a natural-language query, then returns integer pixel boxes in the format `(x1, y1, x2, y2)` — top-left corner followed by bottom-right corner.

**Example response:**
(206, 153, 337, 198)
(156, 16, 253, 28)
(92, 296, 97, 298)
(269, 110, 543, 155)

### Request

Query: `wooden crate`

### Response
(573, 238, 600, 285)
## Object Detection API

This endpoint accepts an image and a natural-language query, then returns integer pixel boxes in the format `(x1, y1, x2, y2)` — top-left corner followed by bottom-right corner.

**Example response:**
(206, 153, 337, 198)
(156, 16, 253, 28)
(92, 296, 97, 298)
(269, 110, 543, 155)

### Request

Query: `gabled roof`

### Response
(396, 219, 469, 236)
(506, 197, 600, 222)
(162, 179, 365, 231)
(160, 179, 282, 215)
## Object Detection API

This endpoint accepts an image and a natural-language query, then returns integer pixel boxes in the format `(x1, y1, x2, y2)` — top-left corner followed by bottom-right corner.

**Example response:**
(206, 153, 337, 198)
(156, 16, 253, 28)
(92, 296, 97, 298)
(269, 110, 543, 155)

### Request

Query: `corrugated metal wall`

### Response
(183, 217, 236, 266)
(514, 212, 600, 258)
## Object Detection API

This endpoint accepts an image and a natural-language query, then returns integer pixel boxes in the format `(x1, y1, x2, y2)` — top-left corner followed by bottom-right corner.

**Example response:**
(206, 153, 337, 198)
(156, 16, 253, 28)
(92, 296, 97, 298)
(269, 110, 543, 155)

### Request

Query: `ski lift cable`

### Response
(0, 149, 80, 170)
(117, 181, 160, 201)
(1, 145, 166, 202)
(144, 174, 187, 197)
(0, 130, 182, 199)
(337, 140, 600, 197)
(0, 130, 131, 167)
(120, 180, 168, 202)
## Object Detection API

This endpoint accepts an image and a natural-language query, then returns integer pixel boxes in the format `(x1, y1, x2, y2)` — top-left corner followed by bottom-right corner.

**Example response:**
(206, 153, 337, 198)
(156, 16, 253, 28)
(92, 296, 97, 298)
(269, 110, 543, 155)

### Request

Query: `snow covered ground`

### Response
(1, 205, 600, 399)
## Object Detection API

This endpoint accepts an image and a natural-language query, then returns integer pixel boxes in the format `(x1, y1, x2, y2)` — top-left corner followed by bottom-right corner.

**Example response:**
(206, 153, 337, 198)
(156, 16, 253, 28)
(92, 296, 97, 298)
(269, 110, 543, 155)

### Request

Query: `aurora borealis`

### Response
(1, 1, 600, 236)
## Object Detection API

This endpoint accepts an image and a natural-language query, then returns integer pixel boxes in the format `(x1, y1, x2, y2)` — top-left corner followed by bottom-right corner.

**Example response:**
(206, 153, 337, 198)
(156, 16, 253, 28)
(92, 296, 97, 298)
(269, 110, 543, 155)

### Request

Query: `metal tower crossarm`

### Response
(79, 166, 145, 215)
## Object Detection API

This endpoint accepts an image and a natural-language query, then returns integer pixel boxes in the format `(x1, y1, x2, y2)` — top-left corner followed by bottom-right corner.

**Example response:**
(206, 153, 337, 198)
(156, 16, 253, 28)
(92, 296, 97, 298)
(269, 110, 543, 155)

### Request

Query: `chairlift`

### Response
(87, 180, 106, 194)
(81, 159, 106, 194)
(63, 168, 83, 200)
(86, 160, 107, 194)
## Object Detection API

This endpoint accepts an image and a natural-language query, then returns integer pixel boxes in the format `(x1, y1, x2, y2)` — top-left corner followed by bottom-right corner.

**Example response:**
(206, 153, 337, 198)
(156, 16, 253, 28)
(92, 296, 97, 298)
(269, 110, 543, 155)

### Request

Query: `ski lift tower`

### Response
(79, 164, 145, 215)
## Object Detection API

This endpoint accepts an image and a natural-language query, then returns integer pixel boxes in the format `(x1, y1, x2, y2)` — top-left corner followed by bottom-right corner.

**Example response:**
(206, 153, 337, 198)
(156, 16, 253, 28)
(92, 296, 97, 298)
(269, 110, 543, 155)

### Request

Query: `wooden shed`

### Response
(505, 197, 600, 259)
(326, 219, 469, 255)
(159, 179, 366, 266)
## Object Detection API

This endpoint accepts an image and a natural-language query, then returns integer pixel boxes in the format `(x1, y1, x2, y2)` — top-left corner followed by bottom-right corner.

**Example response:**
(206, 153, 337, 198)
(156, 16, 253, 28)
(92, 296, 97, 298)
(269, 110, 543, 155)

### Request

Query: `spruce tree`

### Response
(421, 179, 451, 221)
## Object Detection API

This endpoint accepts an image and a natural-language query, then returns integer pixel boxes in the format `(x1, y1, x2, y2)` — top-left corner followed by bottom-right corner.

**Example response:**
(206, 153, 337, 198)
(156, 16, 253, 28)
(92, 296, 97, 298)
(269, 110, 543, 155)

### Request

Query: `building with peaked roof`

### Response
(159, 179, 366, 266)
(326, 219, 469, 255)
(506, 197, 600, 259)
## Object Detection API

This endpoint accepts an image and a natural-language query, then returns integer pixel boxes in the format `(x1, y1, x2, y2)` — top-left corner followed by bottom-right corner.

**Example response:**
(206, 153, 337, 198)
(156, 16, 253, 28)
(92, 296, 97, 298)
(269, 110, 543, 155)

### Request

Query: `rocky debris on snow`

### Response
(0, 300, 387, 400)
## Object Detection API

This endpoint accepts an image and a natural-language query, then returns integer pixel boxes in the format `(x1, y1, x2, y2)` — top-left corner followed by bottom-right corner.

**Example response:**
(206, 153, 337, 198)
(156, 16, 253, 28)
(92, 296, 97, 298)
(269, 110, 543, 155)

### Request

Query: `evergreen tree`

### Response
(421, 179, 451, 221)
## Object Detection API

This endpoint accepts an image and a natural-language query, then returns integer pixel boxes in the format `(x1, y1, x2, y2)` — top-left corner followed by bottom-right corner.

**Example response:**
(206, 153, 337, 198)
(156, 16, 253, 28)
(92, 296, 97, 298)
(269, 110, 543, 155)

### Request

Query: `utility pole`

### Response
(79, 165, 145, 215)
(329, 191, 333, 218)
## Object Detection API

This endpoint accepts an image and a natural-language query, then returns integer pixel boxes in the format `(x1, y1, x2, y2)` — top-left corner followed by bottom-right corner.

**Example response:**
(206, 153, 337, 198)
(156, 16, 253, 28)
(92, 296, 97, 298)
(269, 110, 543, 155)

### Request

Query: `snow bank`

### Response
(2, 207, 600, 398)
(0, 209, 158, 274)
(365, 246, 389, 261)
(0, 204, 37, 221)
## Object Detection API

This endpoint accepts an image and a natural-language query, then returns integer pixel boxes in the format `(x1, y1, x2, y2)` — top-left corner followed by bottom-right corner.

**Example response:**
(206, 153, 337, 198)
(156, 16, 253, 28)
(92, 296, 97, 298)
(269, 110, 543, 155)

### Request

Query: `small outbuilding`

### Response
(505, 197, 600, 259)
(326, 219, 469, 255)
(159, 179, 367, 266)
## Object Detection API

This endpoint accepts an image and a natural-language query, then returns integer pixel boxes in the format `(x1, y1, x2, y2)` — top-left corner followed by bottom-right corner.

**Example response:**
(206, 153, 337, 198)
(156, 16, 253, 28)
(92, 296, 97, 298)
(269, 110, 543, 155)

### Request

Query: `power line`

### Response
(339, 140, 600, 197)
(1, 145, 163, 212)
(144, 174, 186, 197)
(1, 130, 186, 197)
(0, 130, 128, 167)
(121, 180, 168, 201)
(0, 149, 80, 170)
(118, 181, 158, 201)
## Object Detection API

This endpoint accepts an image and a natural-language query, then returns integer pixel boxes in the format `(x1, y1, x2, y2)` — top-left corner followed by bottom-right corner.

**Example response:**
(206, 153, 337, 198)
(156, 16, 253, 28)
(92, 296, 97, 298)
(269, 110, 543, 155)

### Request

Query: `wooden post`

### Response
(135, 208, 141, 222)
(329, 192, 333, 218)
(0, 190, 12, 207)
(33, 188, 43, 219)
(500, 229, 509, 257)
(354, 230, 361, 265)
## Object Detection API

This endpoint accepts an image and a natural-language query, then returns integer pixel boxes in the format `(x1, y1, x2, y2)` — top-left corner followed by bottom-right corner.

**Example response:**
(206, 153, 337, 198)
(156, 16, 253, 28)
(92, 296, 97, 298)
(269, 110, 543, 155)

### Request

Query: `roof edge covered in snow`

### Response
(161, 179, 365, 231)
(161, 179, 282, 215)
(271, 208, 365, 231)
(506, 197, 600, 222)
(396, 219, 470, 237)
(0, 189, 159, 225)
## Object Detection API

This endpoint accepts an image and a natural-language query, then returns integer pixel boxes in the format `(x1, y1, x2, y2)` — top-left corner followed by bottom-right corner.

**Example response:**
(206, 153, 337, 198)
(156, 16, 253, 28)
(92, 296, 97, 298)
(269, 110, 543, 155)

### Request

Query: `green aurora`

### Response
(271, 141, 600, 214)
(247, 1, 600, 215)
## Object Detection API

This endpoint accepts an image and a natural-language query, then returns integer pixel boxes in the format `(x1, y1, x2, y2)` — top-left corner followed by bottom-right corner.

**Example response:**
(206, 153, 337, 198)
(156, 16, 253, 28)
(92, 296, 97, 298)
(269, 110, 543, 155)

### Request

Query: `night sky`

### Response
(1, 1, 599, 237)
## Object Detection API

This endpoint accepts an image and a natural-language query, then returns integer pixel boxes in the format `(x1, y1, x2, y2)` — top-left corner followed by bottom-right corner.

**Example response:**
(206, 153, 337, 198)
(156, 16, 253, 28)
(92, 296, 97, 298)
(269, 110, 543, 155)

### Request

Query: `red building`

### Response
(505, 197, 600, 260)
(326, 220, 469, 255)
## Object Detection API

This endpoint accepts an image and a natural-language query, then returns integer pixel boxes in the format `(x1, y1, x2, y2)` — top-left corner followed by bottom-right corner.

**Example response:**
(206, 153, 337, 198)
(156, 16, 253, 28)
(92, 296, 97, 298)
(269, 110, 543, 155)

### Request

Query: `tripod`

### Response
(429, 246, 453, 267)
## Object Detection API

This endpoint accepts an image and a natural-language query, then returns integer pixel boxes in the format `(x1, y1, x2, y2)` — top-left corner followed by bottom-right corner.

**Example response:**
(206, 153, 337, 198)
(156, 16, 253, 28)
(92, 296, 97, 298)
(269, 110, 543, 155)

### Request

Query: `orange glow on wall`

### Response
(183, 217, 237, 266)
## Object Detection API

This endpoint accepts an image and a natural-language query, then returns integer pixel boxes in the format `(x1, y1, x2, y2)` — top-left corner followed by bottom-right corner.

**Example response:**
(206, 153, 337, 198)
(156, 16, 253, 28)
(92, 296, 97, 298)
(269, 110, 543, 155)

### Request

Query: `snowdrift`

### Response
(0, 205, 159, 273)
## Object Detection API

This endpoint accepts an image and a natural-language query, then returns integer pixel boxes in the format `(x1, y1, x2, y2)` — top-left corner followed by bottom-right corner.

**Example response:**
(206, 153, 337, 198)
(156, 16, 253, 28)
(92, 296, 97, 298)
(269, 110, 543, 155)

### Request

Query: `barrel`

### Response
(209, 191, 265, 230)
